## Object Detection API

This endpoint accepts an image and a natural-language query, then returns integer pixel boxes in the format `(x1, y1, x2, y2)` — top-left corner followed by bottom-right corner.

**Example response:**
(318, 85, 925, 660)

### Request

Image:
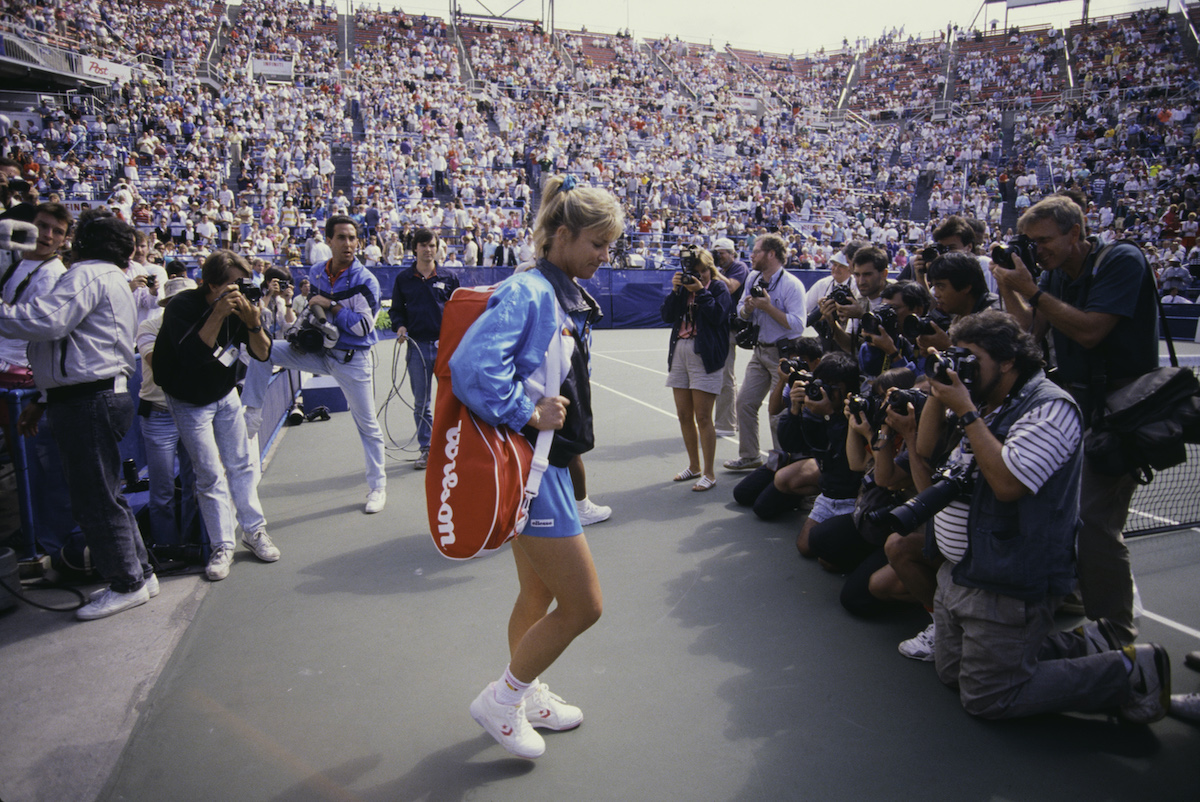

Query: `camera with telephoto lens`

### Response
(888, 387, 927, 419)
(870, 460, 975, 534)
(924, 346, 979, 389)
(235, 277, 262, 304)
(847, 393, 884, 429)
(749, 278, 769, 299)
(861, 305, 900, 340)
(991, 233, 1039, 275)
(679, 244, 703, 282)
(921, 243, 949, 264)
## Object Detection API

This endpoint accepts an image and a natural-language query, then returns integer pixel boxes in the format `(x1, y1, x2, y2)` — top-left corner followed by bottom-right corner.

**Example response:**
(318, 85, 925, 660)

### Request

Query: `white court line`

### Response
(1127, 508, 1181, 526)
(593, 352, 668, 376)
(591, 381, 678, 420)
(595, 348, 664, 354)
(1140, 610, 1200, 641)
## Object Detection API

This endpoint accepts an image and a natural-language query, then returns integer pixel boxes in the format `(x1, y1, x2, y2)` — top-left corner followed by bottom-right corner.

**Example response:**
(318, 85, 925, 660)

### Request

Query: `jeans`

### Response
(140, 408, 199, 547)
(270, 342, 387, 490)
(168, 390, 268, 550)
(47, 390, 150, 593)
(406, 339, 437, 451)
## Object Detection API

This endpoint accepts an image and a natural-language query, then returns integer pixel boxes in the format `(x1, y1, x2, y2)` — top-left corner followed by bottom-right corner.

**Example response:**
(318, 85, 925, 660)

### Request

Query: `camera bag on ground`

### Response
(425, 283, 568, 560)
(1082, 247, 1200, 483)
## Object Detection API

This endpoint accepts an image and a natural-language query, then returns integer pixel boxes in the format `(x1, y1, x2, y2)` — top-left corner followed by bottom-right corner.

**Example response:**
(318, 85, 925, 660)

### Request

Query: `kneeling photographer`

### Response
(662, 245, 732, 491)
(805, 368, 925, 617)
(732, 338, 823, 519)
(855, 280, 936, 391)
(775, 352, 863, 559)
(906, 310, 1170, 721)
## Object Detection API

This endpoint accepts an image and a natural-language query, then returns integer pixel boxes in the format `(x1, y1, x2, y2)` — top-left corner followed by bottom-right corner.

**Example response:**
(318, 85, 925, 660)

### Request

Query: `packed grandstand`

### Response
(2, 0, 1200, 290)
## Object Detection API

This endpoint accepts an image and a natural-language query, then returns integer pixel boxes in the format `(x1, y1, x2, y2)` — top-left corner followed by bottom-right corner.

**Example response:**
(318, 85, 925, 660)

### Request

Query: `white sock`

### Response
(522, 677, 541, 699)
(493, 666, 530, 706)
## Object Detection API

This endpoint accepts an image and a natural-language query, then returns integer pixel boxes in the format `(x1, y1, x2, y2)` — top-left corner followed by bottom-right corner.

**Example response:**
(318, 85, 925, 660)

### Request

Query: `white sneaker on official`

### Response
(242, 529, 281, 562)
(90, 573, 158, 601)
(365, 488, 387, 514)
(76, 585, 150, 621)
(470, 682, 546, 758)
(206, 544, 235, 581)
(576, 498, 612, 526)
(524, 682, 583, 731)
(898, 621, 936, 662)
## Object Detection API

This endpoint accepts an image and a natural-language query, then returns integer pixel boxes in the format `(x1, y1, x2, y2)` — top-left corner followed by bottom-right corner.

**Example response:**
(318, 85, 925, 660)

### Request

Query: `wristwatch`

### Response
(958, 409, 981, 428)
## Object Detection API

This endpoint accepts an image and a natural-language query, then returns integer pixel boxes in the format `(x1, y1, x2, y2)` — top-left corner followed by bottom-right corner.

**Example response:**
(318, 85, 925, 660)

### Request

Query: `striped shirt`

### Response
(934, 398, 1080, 563)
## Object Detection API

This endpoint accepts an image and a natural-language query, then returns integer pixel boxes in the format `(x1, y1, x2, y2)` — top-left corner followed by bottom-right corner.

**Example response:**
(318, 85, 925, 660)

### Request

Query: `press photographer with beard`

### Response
(991, 195, 1157, 646)
(723, 233, 807, 472)
(914, 311, 1169, 722)
(710, 237, 749, 437)
(662, 246, 732, 491)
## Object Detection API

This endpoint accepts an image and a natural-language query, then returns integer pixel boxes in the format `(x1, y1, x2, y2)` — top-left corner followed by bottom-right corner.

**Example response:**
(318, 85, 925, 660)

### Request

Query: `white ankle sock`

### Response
(494, 666, 531, 706)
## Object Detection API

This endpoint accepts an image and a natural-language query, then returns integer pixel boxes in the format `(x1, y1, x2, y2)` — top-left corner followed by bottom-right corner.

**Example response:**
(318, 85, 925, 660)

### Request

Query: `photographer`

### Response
(992, 195, 1157, 645)
(920, 251, 1000, 352)
(905, 215, 997, 297)
(808, 369, 922, 617)
(806, 243, 863, 353)
(733, 338, 823, 519)
(662, 246, 732, 491)
(856, 280, 934, 390)
(776, 352, 862, 559)
(724, 233, 808, 472)
(154, 250, 279, 582)
(821, 247, 890, 356)
(0, 209, 153, 621)
(710, 238, 749, 437)
(915, 311, 1168, 722)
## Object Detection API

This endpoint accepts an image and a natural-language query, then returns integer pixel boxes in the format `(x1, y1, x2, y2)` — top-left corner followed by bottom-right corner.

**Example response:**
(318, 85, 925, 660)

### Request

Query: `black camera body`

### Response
(804, 377, 827, 401)
(731, 316, 759, 350)
(829, 284, 854, 306)
(848, 393, 884, 429)
(679, 244, 702, 281)
(991, 234, 1039, 276)
(925, 346, 979, 389)
(749, 279, 769, 299)
(782, 359, 812, 389)
(902, 314, 940, 340)
(921, 243, 950, 264)
(888, 387, 927, 419)
(235, 277, 263, 304)
(861, 304, 900, 341)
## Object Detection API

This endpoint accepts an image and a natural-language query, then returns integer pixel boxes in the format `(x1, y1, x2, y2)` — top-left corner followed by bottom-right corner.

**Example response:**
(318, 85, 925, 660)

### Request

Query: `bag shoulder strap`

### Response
(516, 302, 568, 528)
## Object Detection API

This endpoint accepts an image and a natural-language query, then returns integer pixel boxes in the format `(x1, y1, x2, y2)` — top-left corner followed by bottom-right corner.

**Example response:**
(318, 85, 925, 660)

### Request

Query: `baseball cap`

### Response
(713, 237, 735, 252)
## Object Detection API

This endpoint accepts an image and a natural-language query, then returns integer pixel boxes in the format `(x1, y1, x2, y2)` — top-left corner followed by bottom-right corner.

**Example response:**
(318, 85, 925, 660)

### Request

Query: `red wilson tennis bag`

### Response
(425, 284, 565, 560)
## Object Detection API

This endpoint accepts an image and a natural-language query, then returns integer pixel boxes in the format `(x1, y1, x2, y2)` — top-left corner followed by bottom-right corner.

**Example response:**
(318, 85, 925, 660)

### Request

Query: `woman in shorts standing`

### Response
(451, 174, 623, 759)
(661, 246, 732, 491)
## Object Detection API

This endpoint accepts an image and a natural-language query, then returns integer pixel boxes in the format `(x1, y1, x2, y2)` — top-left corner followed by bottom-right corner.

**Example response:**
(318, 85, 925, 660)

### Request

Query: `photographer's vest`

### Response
(943, 372, 1083, 601)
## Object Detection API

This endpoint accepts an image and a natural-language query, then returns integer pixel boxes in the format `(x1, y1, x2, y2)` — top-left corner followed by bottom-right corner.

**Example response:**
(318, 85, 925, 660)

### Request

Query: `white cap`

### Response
(713, 237, 736, 252)
(159, 276, 197, 306)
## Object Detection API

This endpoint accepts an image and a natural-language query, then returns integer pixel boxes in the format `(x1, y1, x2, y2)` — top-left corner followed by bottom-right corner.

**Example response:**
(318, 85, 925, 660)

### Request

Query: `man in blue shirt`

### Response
(390, 227, 459, 469)
(271, 216, 389, 514)
(724, 233, 807, 471)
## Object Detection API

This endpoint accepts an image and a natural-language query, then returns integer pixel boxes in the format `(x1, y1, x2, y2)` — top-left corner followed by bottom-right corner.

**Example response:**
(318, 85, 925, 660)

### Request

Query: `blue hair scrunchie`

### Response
(560, 174, 577, 192)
